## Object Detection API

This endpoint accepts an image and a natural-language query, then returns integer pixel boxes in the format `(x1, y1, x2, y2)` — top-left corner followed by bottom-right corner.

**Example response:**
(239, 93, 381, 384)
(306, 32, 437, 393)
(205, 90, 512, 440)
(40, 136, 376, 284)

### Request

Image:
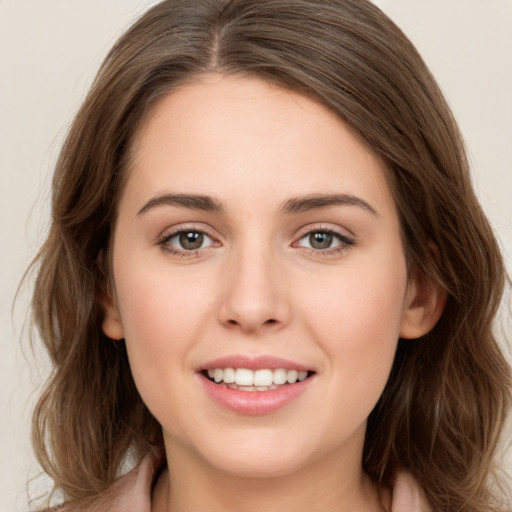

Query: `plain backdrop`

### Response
(1, 1, 511, 511)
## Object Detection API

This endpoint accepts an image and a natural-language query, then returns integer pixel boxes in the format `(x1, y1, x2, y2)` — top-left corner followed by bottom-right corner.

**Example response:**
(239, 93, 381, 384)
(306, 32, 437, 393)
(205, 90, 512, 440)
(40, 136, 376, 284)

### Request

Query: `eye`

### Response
(160, 229, 215, 252)
(295, 229, 354, 253)
(301, 231, 338, 250)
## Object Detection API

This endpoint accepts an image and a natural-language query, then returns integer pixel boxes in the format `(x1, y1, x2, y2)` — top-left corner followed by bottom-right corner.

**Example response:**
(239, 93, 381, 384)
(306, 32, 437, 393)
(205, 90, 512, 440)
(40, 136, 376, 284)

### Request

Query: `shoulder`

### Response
(43, 451, 164, 512)
(100, 450, 164, 512)
(391, 472, 432, 512)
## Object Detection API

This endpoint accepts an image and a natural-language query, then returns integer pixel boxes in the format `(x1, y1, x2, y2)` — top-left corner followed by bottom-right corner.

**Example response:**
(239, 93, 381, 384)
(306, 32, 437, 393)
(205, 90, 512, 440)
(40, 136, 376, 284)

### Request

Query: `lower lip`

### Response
(199, 374, 314, 416)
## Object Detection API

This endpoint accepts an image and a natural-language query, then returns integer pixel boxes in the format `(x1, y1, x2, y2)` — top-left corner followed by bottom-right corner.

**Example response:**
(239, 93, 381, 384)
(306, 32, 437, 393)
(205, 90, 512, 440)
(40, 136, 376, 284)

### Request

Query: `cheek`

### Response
(305, 274, 405, 434)
(298, 250, 407, 395)
(113, 258, 215, 378)
(117, 253, 214, 326)
(112, 259, 219, 431)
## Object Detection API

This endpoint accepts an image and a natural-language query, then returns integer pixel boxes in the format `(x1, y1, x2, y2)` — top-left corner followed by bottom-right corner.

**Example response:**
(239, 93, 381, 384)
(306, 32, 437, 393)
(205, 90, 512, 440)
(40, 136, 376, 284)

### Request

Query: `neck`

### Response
(152, 441, 388, 512)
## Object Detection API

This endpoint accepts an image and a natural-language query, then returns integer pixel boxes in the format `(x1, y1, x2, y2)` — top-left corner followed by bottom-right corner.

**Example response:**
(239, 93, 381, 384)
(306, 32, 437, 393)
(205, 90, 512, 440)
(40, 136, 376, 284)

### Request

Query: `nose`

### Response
(217, 247, 290, 334)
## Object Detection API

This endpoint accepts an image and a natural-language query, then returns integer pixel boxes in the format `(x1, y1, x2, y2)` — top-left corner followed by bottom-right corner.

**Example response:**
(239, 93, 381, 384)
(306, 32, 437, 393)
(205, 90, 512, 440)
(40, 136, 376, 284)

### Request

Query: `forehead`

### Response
(123, 74, 395, 218)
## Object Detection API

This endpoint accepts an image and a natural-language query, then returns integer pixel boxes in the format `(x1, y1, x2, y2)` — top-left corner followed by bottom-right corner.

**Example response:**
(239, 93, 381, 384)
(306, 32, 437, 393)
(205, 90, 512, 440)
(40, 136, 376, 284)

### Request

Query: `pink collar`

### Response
(97, 453, 431, 512)
(392, 472, 432, 512)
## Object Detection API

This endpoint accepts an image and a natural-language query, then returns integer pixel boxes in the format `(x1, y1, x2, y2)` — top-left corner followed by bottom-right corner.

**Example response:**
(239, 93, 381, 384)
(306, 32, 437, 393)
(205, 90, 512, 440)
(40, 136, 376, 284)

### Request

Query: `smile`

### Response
(199, 356, 315, 415)
(205, 368, 309, 391)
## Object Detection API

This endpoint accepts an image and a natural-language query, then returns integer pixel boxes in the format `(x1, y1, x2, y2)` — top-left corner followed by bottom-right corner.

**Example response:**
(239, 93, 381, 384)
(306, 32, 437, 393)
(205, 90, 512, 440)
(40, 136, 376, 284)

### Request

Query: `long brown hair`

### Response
(30, 0, 511, 510)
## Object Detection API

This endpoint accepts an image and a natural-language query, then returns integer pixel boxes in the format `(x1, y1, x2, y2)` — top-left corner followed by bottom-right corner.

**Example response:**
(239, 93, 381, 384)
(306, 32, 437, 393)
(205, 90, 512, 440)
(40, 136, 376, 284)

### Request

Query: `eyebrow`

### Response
(137, 192, 378, 217)
(137, 193, 226, 216)
(280, 193, 379, 217)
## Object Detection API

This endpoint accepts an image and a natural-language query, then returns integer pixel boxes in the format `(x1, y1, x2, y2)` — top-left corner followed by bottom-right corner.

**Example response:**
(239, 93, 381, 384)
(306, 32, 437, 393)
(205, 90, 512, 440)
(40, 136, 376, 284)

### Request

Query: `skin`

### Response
(103, 75, 444, 512)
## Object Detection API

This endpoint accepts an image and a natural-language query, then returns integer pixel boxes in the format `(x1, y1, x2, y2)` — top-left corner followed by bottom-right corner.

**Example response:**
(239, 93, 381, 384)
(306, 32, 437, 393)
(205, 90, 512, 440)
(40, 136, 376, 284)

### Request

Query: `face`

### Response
(104, 75, 428, 479)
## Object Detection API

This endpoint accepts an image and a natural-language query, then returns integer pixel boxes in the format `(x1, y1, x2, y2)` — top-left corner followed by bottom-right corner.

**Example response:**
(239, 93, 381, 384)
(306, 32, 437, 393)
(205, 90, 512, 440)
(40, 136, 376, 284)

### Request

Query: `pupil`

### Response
(310, 232, 332, 249)
(179, 232, 203, 250)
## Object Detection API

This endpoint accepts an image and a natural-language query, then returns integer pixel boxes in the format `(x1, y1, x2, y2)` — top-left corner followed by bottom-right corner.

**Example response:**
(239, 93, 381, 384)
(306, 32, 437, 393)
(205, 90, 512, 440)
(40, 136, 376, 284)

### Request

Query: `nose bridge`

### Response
(217, 235, 289, 333)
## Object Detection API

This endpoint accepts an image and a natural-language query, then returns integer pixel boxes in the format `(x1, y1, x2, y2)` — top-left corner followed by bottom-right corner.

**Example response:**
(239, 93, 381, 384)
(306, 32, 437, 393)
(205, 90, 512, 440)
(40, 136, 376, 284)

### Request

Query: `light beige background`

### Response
(1, 1, 511, 511)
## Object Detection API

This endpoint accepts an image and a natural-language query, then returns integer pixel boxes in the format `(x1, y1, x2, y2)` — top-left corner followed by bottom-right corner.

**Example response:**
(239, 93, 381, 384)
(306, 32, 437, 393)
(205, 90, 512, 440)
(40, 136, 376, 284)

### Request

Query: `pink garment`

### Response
(74, 452, 431, 511)
(391, 472, 432, 512)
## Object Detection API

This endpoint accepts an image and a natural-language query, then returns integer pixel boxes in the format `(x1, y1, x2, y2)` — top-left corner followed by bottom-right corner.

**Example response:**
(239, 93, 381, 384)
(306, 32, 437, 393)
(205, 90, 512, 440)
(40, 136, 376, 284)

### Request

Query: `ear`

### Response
(97, 250, 124, 341)
(400, 266, 446, 340)
(101, 290, 125, 341)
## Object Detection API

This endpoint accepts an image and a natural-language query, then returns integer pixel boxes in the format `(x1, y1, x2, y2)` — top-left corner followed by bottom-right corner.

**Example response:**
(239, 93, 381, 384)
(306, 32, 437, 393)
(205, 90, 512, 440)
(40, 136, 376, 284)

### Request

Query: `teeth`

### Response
(223, 367, 236, 383)
(205, 367, 309, 387)
(286, 369, 298, 384)
(254, 369, 273, 387)
(227, 383, 280, 392)
(273, 368, 287, 385)
(235, 368, 254, 386)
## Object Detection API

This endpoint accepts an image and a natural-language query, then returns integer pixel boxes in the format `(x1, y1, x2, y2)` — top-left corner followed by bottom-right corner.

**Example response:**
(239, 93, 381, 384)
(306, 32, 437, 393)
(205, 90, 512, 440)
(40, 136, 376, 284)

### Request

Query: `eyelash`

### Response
(157, 226, 218, 258)
(294, 227, 355, 257)
(157, 226, 355, 259)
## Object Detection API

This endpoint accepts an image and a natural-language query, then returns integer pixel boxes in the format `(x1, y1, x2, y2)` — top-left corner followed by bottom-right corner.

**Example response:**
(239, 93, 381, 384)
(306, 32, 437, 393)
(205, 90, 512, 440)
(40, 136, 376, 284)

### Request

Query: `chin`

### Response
(165, 425, 317, 479)
(205, 450, 311, 480)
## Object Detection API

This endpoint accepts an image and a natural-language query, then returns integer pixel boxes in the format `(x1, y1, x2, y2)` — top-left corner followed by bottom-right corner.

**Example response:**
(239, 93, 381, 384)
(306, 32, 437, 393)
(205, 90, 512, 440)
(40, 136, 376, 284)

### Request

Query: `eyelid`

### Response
(292, 225, 356, 256)
(157, 222, 218, 241)
(155, 223, 355, 259)
(294, 223, 355, 242)
(157, 224, 221, 254)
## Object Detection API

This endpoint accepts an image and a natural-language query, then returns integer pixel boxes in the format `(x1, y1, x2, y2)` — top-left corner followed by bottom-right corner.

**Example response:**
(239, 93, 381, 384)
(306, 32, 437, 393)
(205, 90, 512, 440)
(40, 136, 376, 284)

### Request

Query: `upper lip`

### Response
(199, 355, 311, 372)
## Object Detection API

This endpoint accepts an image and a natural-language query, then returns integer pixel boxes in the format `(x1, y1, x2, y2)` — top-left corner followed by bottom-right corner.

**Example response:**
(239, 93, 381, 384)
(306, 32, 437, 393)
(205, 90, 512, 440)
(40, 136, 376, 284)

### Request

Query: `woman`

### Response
(30, 1, 511, 510)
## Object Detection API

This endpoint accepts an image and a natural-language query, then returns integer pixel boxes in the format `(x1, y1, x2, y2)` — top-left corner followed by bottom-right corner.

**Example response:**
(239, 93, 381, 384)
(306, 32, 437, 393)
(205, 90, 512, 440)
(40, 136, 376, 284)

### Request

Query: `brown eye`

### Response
(295, 229, 354, 255)
(179, 231, 204, 250)
(309, 232, 333, 249)
(161, 230, 214, 252)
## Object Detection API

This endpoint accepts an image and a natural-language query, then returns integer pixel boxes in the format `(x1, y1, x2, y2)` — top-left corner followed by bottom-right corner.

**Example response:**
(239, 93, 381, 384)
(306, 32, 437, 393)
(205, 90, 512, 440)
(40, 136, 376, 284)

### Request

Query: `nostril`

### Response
(223, 317, 279, 330)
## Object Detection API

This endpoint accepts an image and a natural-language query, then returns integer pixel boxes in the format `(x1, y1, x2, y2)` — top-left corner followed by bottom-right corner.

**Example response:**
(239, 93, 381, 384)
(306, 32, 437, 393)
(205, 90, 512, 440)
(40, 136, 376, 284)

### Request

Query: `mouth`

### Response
(198, 355, 316, 414)
(201, 367, 314, 392)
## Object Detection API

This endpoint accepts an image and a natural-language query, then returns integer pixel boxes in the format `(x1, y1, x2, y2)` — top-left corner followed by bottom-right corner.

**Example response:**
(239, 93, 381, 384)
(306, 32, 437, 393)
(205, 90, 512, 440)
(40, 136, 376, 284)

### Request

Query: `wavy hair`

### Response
(30, 0, 511, 510)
